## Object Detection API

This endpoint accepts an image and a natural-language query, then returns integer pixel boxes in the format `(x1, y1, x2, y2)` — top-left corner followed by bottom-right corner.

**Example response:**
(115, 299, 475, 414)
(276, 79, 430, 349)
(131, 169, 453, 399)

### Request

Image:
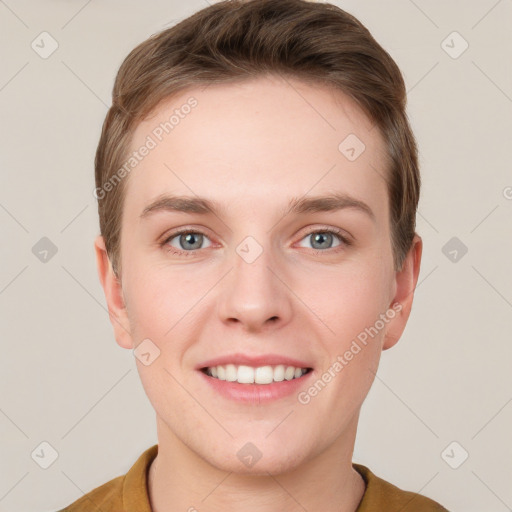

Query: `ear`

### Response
(382, 234, 423, 350)
(94, 234, 133, 349)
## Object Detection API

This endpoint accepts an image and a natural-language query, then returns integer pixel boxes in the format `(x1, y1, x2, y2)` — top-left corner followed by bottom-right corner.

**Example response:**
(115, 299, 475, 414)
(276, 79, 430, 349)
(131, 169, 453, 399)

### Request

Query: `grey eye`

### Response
(298, 231, 342, 250)
(168, 232, 212, 251)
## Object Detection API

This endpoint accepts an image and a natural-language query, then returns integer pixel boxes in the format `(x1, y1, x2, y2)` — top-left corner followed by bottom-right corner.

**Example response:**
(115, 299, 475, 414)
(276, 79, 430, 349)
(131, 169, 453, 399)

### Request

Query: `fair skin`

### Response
(95, 75, 422, 512)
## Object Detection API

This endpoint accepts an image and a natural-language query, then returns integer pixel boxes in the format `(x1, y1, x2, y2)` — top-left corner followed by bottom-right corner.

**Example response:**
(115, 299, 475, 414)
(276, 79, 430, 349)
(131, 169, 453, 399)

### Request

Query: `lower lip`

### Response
(198, 370, 314, 403)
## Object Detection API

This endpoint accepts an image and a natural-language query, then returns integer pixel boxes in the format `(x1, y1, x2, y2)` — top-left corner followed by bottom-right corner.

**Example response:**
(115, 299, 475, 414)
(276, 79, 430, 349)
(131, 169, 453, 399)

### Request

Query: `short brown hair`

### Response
(95, 0, 420, 276)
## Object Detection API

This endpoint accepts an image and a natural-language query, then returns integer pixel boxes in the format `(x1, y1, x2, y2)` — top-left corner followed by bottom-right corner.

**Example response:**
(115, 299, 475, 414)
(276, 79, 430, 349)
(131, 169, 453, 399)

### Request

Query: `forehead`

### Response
(124, 75, 389, 220)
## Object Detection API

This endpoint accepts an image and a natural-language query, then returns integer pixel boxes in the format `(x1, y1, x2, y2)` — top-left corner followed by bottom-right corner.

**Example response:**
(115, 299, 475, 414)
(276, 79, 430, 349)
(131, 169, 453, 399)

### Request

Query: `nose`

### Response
(216, 240, 293, 333)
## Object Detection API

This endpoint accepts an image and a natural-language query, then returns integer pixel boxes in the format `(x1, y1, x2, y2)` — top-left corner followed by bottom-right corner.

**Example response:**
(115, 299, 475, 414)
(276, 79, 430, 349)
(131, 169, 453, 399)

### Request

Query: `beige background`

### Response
(1, 1, 511, 511)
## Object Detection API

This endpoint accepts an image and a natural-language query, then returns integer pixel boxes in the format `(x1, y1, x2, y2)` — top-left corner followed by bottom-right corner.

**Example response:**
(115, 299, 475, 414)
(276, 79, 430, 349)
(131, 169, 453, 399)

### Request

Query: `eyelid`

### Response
(295, 225, 353, 249)
(301, 225, 352, 240)
(160, 227, 216, 252)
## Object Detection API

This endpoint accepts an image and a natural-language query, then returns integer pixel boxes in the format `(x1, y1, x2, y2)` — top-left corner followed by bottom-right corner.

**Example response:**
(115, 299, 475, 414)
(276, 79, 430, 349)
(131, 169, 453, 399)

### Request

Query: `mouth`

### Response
(196, 353, 315, 402)
(201, 364, 313, 385)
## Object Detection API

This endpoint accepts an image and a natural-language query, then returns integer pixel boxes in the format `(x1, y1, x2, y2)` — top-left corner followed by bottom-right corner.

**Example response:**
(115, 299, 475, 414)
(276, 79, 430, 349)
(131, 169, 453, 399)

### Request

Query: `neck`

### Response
(148, 416, 366, 512)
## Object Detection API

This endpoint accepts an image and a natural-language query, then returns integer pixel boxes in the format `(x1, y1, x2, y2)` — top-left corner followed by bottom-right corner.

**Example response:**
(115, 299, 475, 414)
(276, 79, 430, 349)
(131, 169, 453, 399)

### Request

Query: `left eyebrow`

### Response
(139, 192, 376, 222)
(285, 193, 376, 222)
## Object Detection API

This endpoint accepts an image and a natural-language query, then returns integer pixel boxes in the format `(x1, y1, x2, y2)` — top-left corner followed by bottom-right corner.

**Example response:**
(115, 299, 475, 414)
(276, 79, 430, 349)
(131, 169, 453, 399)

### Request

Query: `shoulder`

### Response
(57, 445, 158, 512)
(57, 475, 124, 512)
(353, 463, 449, 511)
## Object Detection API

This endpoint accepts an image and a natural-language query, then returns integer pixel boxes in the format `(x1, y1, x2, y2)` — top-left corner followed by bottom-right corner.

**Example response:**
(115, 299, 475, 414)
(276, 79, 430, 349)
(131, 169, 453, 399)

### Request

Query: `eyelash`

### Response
(160, 227, 352, 256)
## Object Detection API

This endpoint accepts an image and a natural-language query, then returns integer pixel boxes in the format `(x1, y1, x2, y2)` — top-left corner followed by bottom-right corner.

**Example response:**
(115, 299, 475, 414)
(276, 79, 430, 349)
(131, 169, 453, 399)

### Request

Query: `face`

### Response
(96, 75, 421, 475)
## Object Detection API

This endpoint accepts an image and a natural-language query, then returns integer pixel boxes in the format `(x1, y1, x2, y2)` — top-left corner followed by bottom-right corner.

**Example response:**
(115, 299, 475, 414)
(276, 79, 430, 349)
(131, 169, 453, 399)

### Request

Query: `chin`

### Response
(201, 437, 312, 476)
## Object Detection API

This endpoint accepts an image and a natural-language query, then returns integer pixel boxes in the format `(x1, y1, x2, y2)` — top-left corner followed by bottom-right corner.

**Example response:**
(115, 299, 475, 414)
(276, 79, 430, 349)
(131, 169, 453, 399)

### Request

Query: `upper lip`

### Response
(196, 353, 313, 370)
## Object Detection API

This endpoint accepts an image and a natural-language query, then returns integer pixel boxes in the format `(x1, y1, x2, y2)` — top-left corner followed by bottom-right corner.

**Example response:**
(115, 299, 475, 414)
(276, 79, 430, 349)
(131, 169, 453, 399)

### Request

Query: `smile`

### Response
(202, 364, 312, 385)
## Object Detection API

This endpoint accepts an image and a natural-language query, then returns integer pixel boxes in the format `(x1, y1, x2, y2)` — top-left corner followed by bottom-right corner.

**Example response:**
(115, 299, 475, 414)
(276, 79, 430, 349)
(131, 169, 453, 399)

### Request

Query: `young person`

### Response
(60, 0, 448, 510)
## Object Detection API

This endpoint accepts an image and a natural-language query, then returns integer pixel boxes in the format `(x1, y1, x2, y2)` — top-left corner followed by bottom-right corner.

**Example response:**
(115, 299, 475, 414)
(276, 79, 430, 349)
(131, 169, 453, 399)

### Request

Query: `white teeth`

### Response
(284, 366, 295, 380)
(238, 365, 255, 383)
(255, 366, 273, 384)
(205, 364, 309, 384)
(225, 364, 237, 382)
(273, 365, 285, 382)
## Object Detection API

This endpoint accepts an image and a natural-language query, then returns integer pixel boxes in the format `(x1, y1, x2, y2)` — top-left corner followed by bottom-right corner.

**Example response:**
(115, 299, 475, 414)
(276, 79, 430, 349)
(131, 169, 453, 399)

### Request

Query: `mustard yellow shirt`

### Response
(58, 444, 448, 511)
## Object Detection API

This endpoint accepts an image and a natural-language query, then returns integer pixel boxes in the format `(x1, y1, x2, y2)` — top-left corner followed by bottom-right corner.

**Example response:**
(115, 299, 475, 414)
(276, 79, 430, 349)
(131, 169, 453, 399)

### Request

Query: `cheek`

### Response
(308, 263, 392, 343)
(123, 261, 201, 328)
(299, 267, 391, 417)
(121, 261, 218, 369)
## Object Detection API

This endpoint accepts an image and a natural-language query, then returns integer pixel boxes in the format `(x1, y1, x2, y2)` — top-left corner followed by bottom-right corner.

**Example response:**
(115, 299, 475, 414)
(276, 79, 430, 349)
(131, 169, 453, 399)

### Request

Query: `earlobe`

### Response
(382, 234, 423, 350)
(94, 234, 133, 349)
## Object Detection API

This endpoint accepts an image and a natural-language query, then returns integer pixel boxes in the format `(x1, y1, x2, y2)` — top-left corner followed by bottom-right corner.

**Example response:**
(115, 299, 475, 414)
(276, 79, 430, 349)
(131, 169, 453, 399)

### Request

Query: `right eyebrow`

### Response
(140, 195, 223, 219)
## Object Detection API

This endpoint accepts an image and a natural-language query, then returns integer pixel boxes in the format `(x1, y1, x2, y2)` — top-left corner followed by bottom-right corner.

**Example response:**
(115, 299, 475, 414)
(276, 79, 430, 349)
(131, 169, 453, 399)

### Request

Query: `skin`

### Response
(95, 74, 422, 512)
